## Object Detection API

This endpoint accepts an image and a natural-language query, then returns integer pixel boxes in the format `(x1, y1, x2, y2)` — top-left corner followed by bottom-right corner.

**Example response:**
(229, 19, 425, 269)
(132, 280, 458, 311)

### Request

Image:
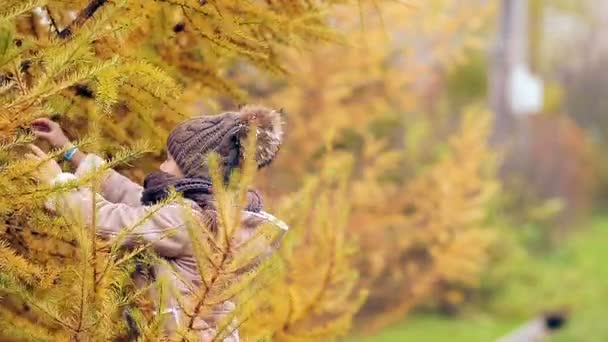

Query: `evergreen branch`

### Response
(0, 133, 34, 151)
(123, 81, 184, 119)
(154, 257, 199, 296)
(213, 314, 250, 342)
(284, 249, 334, 332)
(224, 226, 285, 275)
(0, 1, 46, 24)
(11, 60, 27, 95)
(0, 240, 48, 286)
(183, 149, 259, 333)
(283, 193, 338, 330)
(185, 243, 232, 332)
(154, 0, 211, 17)
(90, 178, 99, 295)
(180, 6, 269, 61)
(4, 58, 119, 114)
(175, 61, 248, 102)
(97, 215, 177, 285)
(98, 229, 177, 284)
(212, 262, 289, 340)
(0, 276, 74, 332)
(182, 209, 220, 287)
(0, 144, 65, 181)
(57, 0, 108, 39)
(44, 5, 61, 37)
(0, 306, 57, 341)
(1, 141, 87, 181)
(75, 222, 89, 335)
(209, 257, 280, 307)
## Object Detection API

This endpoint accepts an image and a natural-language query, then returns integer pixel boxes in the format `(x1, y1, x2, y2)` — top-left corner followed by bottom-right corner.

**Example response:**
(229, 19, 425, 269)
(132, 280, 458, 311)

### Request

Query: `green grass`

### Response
(355, 216, 608, 341)
(352, 314, 516, 341)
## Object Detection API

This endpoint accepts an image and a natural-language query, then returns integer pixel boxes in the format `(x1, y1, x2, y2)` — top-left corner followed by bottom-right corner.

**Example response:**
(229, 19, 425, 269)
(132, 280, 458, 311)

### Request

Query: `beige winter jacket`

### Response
(47, 154, 288, 341)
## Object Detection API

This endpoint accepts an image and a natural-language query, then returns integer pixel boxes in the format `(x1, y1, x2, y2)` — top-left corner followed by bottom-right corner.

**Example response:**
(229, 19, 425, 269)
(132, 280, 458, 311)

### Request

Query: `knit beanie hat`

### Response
(166, 105, 284, 179)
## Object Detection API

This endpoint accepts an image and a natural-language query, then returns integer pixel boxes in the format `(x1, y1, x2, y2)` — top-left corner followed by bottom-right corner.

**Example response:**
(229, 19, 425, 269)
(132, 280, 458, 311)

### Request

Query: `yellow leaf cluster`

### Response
(354, 107, 499, 332)
(242, 153, 367, 342)
(248, 0, 499, 333)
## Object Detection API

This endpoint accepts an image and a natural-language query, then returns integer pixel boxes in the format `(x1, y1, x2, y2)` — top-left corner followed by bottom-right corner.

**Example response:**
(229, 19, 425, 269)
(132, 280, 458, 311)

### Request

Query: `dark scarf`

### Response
(141, 171, 263, 218)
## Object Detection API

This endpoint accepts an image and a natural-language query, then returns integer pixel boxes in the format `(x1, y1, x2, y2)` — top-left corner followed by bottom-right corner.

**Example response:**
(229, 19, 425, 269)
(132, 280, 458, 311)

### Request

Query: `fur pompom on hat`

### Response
(166, 105, 284, 179)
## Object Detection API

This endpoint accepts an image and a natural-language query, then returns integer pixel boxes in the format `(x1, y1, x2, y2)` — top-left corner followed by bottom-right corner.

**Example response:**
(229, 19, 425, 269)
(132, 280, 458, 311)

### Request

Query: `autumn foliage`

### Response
(0, 1, 502, 341)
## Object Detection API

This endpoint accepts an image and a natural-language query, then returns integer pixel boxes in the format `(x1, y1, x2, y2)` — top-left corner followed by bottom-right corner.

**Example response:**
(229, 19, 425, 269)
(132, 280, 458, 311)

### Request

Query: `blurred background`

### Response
(320, 0, 608, 340)
(243, 0, 608, 340)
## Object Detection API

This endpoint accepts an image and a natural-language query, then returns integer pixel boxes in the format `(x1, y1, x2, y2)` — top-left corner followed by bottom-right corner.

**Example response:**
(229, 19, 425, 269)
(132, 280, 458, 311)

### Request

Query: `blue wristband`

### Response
(64, 147, 78, 161)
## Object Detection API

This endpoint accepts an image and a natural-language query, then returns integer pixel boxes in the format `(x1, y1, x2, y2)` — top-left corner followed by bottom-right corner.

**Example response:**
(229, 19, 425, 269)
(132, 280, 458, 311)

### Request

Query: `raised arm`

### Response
(48, 172, 190, 257)
(31, 118, 143, 206)
(27, 144, 188, 257)
(31, 118, 86, 168)
(74, 153, 143, 206)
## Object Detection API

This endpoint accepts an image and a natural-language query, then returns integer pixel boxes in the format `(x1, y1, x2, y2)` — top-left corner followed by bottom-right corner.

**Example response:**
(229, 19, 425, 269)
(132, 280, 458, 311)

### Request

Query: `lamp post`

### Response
(490, 0, 543, 145)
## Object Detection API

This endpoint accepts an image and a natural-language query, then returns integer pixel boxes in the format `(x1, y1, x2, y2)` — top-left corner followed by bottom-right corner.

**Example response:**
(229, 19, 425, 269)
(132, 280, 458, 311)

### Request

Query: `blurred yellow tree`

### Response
(251, 0, 495, 185)
(354, 107, 499, 331)
(247, 0, 500, 333)
(242, 152, 367, 341)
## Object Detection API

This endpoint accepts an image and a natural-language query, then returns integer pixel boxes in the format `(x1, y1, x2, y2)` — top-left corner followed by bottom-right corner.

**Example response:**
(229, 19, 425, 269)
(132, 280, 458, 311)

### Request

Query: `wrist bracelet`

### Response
(64, 146, 78, 161)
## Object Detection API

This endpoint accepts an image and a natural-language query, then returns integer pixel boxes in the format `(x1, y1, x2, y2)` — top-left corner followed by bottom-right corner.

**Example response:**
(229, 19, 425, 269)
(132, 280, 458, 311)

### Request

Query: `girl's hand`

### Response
(26, 145, 62, 185)
(31, 118, 71, 148)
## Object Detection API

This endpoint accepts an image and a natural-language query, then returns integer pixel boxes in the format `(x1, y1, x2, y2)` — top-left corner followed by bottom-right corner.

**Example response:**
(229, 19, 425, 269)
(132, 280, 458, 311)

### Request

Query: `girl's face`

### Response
(160, 153, 184, 177)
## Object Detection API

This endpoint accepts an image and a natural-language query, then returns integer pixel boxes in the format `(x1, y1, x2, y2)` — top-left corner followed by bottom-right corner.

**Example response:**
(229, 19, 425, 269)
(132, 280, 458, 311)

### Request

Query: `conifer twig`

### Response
(44, 5, 60, 35)
(56, 0, 107, 39)
(90, 179, 98, 295)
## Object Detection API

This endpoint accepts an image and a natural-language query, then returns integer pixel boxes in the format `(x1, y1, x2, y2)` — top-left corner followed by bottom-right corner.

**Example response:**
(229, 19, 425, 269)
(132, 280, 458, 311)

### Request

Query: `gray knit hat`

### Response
(166, 105, 284, 179)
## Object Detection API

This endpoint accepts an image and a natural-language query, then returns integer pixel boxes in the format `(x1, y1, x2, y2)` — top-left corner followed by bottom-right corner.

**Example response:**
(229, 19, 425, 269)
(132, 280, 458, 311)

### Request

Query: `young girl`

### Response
(27, 105, 288, 341)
